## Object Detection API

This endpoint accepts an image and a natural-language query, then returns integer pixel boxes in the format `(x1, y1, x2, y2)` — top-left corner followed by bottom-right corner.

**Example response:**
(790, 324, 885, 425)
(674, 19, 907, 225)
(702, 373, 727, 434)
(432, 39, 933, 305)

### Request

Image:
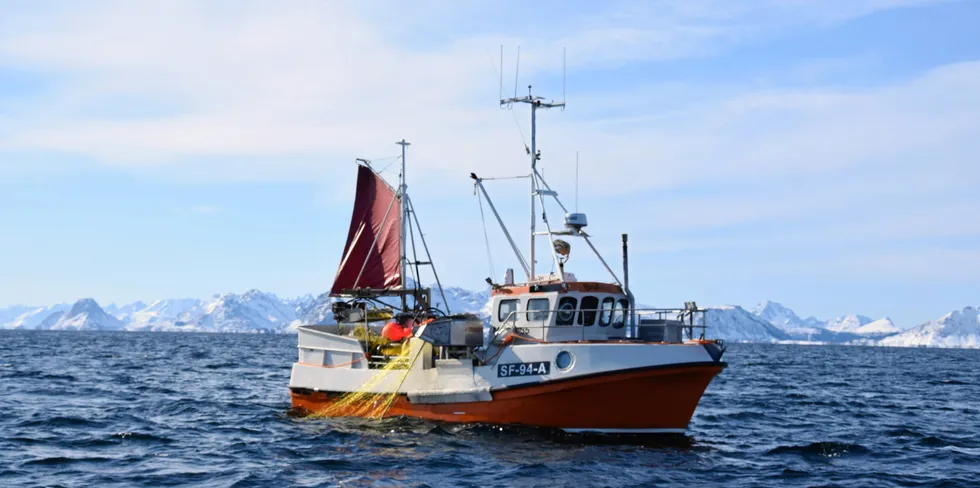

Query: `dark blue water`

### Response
(1, 332, 978, 487)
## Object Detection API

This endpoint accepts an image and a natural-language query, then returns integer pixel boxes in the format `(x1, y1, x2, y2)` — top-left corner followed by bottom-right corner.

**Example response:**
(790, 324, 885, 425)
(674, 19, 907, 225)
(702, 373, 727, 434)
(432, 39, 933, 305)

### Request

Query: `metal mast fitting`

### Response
(500, 85, 564, 283)
(396, 139, 410, 292)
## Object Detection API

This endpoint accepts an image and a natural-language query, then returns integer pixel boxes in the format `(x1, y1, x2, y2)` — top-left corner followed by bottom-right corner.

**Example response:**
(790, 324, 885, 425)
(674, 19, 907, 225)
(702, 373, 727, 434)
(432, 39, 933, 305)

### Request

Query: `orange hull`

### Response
(291, 363, 724, 432)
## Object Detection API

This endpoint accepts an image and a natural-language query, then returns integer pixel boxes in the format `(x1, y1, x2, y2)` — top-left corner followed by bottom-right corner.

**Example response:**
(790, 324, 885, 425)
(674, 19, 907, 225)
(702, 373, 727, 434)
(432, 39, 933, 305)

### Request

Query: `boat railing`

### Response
(495, 307, 708, 343)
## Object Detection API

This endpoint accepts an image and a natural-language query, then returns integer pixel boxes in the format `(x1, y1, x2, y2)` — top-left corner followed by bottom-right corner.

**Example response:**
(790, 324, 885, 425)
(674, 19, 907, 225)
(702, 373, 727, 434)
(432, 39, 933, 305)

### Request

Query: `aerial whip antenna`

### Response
(562, 47, 566, 110)
(513, 46, 520, 99)
(575, 151, 579, 212)
(499, 45, 503, 102)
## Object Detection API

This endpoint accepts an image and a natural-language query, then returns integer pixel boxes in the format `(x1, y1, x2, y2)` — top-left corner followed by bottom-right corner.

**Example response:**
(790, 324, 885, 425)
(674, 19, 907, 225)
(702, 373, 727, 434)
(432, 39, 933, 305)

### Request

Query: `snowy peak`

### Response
(751, 301, 806, 328)
(52, 298, 125, 331)
(105, 301, 147, 322)
(431, 285, 491, 318)
(1, 304, 71, 330)
(880, 306, 980, 348)
(187, 289, 299, 333)
(126, 298, 205, 328)
(826, 314, 874, 333)
(856, 317, 900, 336)
(705, 305, 791, 342)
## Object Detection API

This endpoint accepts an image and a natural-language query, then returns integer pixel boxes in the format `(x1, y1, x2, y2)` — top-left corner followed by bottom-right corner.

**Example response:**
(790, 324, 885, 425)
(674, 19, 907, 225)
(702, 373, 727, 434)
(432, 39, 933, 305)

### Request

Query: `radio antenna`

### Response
(562, 47, 567, 109)
(513, 46, 520, 99)
(499, 45, 503, 102)
(575, 151, 579, 212)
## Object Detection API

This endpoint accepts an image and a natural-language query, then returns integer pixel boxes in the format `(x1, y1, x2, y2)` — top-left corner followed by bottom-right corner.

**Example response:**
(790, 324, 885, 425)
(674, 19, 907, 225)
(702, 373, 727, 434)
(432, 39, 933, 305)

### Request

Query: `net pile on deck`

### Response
(313, 341, 424, 420)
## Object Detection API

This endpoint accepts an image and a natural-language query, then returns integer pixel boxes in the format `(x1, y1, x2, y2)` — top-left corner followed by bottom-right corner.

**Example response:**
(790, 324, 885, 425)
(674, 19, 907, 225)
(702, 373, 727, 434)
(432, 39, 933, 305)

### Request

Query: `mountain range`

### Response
(1, 287, 976, 349)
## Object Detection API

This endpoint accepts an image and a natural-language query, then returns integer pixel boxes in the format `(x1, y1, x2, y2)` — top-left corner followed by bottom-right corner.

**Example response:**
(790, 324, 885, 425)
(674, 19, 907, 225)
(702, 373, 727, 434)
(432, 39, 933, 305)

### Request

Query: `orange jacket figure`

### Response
(382, 321, 413, 342)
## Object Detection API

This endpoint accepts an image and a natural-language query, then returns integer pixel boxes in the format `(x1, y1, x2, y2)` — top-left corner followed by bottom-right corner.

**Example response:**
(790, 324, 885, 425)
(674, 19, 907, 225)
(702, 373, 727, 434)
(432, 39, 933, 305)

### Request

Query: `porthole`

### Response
(555, 350, 574, 371)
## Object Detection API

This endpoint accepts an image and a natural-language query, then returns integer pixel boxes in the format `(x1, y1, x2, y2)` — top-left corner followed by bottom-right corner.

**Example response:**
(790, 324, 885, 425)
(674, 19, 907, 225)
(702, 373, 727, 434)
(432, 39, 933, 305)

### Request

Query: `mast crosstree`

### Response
(500, 86, 565, 283)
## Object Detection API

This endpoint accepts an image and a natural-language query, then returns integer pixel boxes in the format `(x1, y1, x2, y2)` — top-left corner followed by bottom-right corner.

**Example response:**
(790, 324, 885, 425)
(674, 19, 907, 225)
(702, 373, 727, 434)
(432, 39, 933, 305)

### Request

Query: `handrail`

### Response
(494, 307, 709, 342)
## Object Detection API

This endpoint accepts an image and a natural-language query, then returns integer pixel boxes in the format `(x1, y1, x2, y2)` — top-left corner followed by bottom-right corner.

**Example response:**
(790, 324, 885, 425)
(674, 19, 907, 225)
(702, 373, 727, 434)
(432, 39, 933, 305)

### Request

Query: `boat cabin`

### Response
(489, 281, 631, 342)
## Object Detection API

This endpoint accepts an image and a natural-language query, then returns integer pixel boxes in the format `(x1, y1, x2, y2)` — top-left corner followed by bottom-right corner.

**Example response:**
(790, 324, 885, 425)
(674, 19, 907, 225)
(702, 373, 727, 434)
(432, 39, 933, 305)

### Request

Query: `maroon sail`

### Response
(330, 165, 401, 295)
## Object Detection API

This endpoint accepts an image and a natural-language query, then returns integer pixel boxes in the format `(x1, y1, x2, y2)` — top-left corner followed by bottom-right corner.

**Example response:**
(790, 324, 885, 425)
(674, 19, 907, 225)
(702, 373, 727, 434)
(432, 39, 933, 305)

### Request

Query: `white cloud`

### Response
(0, 0, 975, 286)
(0, 1, 960, 182)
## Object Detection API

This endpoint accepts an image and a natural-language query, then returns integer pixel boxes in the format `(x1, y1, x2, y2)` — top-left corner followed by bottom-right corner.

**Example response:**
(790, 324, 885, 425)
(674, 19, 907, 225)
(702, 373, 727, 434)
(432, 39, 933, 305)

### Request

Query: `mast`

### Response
(501, 86, 564, 283)
(530, 98, 536, 280)
(396, 139, 410, 307)
(397, 139, 410, 289)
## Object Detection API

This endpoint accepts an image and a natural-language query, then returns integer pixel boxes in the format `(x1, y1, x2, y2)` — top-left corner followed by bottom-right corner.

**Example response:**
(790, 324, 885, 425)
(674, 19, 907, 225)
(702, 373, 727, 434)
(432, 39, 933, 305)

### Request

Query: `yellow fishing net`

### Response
(313, 339, 426, 420)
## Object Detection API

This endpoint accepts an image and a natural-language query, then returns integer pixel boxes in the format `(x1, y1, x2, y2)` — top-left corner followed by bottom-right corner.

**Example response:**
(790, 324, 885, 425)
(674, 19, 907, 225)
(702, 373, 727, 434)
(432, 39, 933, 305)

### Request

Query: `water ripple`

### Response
(0, 332, 978, 486)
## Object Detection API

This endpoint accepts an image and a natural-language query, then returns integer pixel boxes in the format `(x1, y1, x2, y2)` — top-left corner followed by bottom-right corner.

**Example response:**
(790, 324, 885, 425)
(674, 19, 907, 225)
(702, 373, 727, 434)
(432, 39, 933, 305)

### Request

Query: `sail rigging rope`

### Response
(484, 48, 530, 154)
(375, 155, 401, 176)
(476, 189, 496, 282)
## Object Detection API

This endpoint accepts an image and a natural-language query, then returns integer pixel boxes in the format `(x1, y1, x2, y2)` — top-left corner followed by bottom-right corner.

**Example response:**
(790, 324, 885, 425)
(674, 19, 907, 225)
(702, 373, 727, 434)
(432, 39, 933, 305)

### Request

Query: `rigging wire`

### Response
(406, 195, 451, 315)
(484, 48, 530, 154)
(475, 189, 496, 283)
(406, 205, 423, 304)
(375, 155, 401, 176)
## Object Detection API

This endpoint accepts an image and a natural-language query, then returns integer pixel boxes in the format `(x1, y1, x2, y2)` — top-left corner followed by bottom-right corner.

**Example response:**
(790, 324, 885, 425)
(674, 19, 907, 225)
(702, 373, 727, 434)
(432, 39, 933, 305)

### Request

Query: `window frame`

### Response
(598, 297, 615, 327)
(556, 296, 578, 326)
(497, 299, 519, 323)
(578, 296, 599, 326)
(612, 299, 629, 329)
(526, 298, 551, 322)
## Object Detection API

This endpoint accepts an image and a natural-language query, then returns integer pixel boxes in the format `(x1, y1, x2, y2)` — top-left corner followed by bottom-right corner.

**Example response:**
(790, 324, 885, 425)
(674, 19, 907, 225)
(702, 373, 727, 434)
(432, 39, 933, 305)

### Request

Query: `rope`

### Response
(484, 48, 529, 154)
(375, 155, 401, 175)
(476, 190, 496, 282)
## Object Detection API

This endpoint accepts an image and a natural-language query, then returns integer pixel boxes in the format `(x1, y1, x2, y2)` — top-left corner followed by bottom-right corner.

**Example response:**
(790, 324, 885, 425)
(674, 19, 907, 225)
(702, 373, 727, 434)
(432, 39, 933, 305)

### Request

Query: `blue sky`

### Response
(1, 0, 978, 327)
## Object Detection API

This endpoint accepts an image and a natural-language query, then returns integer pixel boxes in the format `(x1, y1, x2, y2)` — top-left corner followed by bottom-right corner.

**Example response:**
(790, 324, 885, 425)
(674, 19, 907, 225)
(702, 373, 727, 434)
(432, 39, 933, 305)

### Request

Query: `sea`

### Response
(1, 331, 978, 487)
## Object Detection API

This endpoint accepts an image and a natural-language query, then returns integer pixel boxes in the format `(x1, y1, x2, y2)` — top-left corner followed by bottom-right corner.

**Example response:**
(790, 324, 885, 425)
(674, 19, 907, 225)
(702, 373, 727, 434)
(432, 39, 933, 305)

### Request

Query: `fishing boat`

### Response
(289, 89, 726, 434)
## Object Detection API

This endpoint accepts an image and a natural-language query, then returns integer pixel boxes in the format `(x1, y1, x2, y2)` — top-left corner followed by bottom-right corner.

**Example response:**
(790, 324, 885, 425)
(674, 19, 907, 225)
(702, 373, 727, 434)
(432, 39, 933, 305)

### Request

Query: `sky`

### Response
(0, 0, 978, 327)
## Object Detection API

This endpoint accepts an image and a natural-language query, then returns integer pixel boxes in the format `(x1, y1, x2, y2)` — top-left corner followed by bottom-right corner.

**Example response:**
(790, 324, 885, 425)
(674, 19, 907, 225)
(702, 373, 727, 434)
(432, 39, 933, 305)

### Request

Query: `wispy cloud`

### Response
(0, 0, 958, 183)
(0, 0, 975, 293)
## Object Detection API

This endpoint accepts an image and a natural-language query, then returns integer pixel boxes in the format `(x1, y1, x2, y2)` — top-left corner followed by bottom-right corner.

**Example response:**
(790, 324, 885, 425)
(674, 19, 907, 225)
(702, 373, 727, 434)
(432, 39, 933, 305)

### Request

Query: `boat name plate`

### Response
(497, 361, 551, 378)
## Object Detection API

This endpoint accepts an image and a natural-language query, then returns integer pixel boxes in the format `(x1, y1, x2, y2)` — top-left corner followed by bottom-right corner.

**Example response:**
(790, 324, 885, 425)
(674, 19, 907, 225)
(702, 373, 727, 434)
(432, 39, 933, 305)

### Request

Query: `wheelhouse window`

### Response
(498, 299, 519, 322)
(526, 298, 551, 322)
(556, 297, 577, 326)
(598, 297, 615, 327)
(578, 296, 598, 326)
(612, 299, 629, 329)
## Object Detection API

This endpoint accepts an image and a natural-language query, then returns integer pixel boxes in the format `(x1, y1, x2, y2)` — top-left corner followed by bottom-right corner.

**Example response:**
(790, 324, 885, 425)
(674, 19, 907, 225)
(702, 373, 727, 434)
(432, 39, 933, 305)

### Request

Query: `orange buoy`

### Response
(382, 321, 412, 342)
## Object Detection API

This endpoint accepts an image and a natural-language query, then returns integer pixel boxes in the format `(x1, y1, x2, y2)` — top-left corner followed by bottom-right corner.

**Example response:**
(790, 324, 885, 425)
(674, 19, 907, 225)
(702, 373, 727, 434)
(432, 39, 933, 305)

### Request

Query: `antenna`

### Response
(575, 151, 579, 212)
(562, 47, 566, 107)
(513, 46, 520, 99)
(499, 45, 503, 102)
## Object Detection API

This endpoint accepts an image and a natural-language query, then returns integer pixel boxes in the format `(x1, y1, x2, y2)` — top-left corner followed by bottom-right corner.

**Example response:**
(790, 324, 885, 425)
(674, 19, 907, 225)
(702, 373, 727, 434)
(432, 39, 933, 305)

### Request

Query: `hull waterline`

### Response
(291, 362, 725, 433)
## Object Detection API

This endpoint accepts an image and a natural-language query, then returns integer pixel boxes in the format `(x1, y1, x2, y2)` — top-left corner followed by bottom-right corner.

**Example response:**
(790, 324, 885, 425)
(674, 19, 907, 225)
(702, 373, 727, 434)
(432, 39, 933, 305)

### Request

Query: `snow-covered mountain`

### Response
(879, 307, 979, 349)
(826, 314, 874, 333)
(125, 298, 205, 330)
(748, 301, 860, 342)
(752, 301, 822, 329)
(704, 306, 791, 342)
(0, 305, 34, 326)
(184, 290, 300, 333)
(432, 285, 491, 317)
(50, 299, 125, 331)
(1, 304, 71, 330)
(854, 318, 900, 336)
(104, 301, 148, 323)
(3, 288, 976, 348)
